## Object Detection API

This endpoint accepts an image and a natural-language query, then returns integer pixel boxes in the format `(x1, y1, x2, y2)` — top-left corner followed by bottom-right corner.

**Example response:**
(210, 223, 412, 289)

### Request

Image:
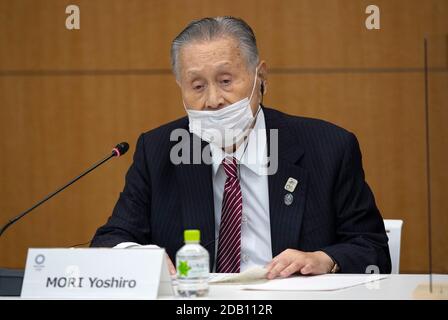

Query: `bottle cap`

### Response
(184, 229, 200, 243)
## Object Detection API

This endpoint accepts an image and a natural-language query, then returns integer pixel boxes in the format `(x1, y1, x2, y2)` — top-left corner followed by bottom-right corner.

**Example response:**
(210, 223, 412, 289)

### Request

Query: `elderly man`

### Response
(91, 16, 391, 277)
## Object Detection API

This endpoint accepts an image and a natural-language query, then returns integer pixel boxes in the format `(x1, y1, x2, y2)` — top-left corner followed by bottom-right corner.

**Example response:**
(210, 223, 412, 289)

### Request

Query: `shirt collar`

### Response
(210, 107, 268, 177)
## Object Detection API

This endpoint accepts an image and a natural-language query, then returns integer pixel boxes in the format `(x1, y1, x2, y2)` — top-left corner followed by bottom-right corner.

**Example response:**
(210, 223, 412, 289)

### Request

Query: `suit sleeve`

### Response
(321, 133, 392, 273)
(90, 134, 152, 247)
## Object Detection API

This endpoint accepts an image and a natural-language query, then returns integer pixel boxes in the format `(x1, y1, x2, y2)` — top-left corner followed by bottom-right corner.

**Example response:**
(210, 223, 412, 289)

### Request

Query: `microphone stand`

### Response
(1, 144, 127, 237)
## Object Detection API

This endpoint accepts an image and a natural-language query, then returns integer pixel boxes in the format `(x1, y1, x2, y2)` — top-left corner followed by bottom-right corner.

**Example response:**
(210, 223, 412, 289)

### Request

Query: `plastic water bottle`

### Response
(176, 229, 209, 297)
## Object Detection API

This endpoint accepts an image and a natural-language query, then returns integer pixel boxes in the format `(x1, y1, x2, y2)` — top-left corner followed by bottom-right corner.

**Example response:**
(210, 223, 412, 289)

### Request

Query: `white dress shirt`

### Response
(210, 107, 272, 272)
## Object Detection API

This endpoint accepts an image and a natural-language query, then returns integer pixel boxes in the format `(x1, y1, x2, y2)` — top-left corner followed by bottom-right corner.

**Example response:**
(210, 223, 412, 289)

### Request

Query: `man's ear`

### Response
(257, 61, 267, 95)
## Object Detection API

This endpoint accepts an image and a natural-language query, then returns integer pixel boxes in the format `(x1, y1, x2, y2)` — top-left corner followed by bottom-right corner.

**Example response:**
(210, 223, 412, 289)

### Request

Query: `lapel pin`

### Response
(284, 193, 294, 206)
(284, 177, 298, 192)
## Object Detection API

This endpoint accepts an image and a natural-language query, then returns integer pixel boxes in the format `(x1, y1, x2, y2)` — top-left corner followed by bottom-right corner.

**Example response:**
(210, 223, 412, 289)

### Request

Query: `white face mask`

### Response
(185, 68, 259, 149)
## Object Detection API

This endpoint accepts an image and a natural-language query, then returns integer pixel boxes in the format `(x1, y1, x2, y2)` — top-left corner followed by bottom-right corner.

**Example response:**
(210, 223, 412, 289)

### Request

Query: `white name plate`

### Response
(21, 248, 174, 299)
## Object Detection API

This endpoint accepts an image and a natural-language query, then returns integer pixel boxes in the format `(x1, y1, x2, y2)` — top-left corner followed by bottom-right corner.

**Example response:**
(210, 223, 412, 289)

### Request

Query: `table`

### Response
(161, 274, 448, 300)
(1, 274, 446, 300)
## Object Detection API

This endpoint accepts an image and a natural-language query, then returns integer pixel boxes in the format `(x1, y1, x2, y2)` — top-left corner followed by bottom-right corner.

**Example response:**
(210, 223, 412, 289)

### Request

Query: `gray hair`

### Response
(171, 16, 259, 79)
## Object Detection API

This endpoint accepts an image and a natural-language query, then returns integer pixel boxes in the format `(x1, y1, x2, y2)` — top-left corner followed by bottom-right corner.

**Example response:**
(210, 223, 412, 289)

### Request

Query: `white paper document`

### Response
(242, 274, 388, 291)
(209, 266, 269, 285)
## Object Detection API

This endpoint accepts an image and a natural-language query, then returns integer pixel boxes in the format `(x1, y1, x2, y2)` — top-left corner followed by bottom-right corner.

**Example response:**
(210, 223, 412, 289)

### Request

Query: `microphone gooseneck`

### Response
(0, 142, 130, 237)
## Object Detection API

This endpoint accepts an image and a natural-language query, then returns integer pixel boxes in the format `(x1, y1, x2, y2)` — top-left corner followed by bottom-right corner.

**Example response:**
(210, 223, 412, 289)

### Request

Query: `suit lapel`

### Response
(264, 108, 309, 257)
(174, 134, 216, 269)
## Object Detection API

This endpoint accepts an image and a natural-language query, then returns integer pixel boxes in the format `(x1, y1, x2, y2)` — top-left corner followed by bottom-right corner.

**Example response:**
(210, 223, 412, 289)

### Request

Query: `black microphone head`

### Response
(112, 142, 129, 157)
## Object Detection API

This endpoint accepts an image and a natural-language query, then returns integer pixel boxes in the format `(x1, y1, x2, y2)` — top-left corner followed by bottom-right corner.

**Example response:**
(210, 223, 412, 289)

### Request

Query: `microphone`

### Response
(0, 142, 129, 237)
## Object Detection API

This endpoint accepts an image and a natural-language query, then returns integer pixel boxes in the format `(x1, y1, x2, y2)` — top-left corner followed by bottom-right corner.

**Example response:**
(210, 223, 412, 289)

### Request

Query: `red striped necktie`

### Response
(216, 157, 243, 273)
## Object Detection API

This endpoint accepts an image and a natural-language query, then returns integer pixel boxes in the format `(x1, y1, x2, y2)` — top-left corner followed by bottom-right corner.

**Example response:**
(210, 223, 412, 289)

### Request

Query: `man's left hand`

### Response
(265, 249, 335, 279)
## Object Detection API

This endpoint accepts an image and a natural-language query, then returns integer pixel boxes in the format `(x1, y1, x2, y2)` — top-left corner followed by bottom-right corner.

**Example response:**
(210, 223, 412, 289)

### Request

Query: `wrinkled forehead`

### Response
(178, 37, 251, 77)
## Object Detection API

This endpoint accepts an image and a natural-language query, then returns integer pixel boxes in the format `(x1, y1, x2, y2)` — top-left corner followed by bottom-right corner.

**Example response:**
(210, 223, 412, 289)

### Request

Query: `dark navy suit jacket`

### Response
(91, 107, 391, 273)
